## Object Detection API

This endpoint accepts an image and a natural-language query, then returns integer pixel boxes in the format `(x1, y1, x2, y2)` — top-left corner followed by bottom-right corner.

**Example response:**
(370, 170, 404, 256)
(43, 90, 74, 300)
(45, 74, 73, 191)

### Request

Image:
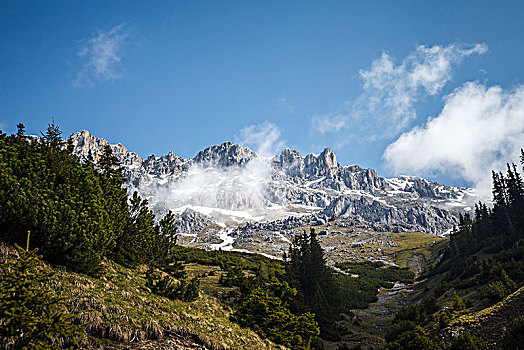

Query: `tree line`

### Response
(0, 122, 177, 276)
(383, 151, 524, 349)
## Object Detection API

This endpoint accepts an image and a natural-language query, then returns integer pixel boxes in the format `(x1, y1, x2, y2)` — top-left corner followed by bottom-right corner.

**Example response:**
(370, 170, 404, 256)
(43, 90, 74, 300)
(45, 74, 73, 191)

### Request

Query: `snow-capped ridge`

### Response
(68, 130, 483, 235)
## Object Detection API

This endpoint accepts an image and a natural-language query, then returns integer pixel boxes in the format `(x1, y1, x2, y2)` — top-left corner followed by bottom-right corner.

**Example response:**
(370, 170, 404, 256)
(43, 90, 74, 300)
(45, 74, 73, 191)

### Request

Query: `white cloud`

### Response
(164, 159, 273, 211)
(384, 82, 524, 197)
(73, 23, 129, 87)
(235, 121, 286, 156)
(155, 122, 287, 213)
(311, 113, 347, 134)
(310, 43, 487, 140)
(355, 43, 487, 136)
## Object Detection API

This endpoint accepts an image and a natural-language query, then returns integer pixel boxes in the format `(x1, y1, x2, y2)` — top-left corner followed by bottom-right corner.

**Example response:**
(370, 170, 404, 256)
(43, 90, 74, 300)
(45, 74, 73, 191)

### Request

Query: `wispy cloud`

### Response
(235, 121, 286, 156)
(73, 23, 130, 87)
(384, 82, 524, 196)
(154, 122, 287, 213)
(278, 97, 295, 113)
(311, 43, 487, 139)
(355, 43, 487, 134)
(311, 113, 347, 134)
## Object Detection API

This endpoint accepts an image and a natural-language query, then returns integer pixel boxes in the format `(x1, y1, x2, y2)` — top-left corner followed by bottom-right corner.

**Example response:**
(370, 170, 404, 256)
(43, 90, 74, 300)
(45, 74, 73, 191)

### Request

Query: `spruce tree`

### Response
(16, 123, 25, 138)
(0, 242, 83, 349)
(285, 228, 338, 338)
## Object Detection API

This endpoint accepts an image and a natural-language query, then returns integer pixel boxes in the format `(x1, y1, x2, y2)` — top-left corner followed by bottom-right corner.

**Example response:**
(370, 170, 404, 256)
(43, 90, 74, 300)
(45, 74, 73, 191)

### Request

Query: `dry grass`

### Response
(43, 257, 283, 349)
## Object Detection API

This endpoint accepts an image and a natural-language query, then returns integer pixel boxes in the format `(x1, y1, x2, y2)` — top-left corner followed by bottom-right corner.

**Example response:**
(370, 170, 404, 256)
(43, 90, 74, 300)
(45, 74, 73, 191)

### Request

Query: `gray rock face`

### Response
(321, 195, 457, 234)
(174, 208, 212, 234)
(68, 130, 479, 235)
(194, 141, 255, 167)
(143, 152, 189, 176)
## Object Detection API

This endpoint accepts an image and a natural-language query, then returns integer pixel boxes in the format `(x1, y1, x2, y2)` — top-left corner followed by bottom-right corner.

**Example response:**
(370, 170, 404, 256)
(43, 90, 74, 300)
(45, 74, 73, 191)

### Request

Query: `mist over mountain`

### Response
(69, 130, 484, 237)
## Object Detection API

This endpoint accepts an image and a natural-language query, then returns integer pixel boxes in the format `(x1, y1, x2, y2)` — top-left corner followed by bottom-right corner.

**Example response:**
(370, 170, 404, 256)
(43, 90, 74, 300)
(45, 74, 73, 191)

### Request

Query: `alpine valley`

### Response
(2, 125, 524, 350)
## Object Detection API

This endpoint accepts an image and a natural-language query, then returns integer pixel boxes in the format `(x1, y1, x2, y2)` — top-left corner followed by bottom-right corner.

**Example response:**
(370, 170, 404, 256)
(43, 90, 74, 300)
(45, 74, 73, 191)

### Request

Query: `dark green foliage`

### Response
(502, 315, 524, 350)
(172, 244, 285, 276)
(386, 151, 524, 349)
(486, 269, 517, 300)
(282, 229, 405, 341)
(16, 123, 25, 138)
(183, 275, 201, 301)
(331, 272, 380, 309)
(145, 267, 200, 302)
(452, 290, 465, 310)
(333, 261, 415, 309)
(421, 154, 524, 300)
(286, 229, 333, 308)
(233, 287, 319, 350)
(384, 320, 441, 350)
(449, 332, 487, 350)
(286, 229, 352, 340)
(163, 260, 186, 278)
(0, 121, 113, 275)
(0, 123, 177, 275)
(0, 244, 84, 349)
(335, 261, 415, 285)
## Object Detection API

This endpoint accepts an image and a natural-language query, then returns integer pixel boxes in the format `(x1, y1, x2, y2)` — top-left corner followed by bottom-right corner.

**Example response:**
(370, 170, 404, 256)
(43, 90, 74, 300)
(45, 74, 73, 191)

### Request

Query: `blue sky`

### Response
(1, 1, 524, 194)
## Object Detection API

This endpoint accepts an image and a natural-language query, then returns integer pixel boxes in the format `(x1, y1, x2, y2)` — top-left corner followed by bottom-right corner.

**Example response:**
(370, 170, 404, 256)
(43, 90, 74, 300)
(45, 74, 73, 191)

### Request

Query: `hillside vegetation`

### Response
(0, 123, 417, 349)
(383, 154, 524, 349)
(2, 122, 523, 349)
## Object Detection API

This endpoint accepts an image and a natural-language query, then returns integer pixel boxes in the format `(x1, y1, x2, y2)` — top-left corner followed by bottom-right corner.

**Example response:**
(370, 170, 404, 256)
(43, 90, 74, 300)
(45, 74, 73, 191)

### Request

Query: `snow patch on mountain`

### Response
(69, 130, 485, 235)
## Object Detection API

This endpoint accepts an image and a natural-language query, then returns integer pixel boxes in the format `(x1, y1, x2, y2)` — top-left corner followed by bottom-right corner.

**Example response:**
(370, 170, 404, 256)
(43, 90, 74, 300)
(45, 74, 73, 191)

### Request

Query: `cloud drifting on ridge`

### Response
(312, 43, 487, 138)
(159, 122, 287, 213)
(73, 23, 129, 87)
(384, 82, 524, 197)
(235, 121, 286, 156)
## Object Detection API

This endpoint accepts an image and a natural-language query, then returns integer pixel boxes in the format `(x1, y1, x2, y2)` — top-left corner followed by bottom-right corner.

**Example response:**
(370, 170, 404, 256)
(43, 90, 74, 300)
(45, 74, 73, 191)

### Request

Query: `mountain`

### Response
(69, 130, 482, 247)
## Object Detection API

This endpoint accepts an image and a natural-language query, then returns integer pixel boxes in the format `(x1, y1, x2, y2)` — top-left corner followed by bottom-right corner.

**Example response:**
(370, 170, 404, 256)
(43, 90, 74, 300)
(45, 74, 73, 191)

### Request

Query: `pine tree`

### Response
(285, 228, 337, 338)
(98, 144, 120, 173)
(16, 123, 25, 138)
(41, 118, 64, 149)
(0, 242, 83, 349)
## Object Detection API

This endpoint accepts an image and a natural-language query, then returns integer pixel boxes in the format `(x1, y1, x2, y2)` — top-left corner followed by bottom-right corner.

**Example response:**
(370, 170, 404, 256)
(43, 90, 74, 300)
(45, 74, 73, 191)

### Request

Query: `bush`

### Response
(233, 287, 319, 350)
(449, 332, 487, 350)
(502, 316, 524, 350)
(146, 267, 200, 302)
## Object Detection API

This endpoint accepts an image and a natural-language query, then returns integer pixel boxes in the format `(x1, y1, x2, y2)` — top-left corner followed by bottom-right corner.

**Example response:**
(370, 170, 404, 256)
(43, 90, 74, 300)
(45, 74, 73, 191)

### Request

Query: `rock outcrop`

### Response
(68, 130, 480, 235)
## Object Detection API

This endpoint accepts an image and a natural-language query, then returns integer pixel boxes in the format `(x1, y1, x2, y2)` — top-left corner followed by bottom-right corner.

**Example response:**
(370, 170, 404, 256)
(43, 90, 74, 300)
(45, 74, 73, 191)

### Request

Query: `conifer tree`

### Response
(0, 242, 83, 349)
(16, 123, 25, 138)
(285, 228, 338, 338)
(41, 118, 64, 149)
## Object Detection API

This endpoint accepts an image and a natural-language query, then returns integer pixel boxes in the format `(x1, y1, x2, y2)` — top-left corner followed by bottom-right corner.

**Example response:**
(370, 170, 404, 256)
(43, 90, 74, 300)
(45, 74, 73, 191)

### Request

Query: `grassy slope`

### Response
(386, 232, 447, 268)
(395, 245, 524, 349)
(323, 232, 447, 350)
(2, 228, 451, 350)
(434, 285, 524, 348)
(42, 257, 284, 349)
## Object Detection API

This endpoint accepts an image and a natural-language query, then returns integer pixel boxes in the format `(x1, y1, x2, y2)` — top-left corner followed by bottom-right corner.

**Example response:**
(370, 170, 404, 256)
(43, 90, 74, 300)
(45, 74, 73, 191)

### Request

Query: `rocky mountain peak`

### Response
(320, 148, 337, 168)
(303, 148, 339, 178)
(193, 141, 256, 167)
(69, 130, 142, 167)
(66, 130, 479, 235)
(69, 130, 109, 162)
